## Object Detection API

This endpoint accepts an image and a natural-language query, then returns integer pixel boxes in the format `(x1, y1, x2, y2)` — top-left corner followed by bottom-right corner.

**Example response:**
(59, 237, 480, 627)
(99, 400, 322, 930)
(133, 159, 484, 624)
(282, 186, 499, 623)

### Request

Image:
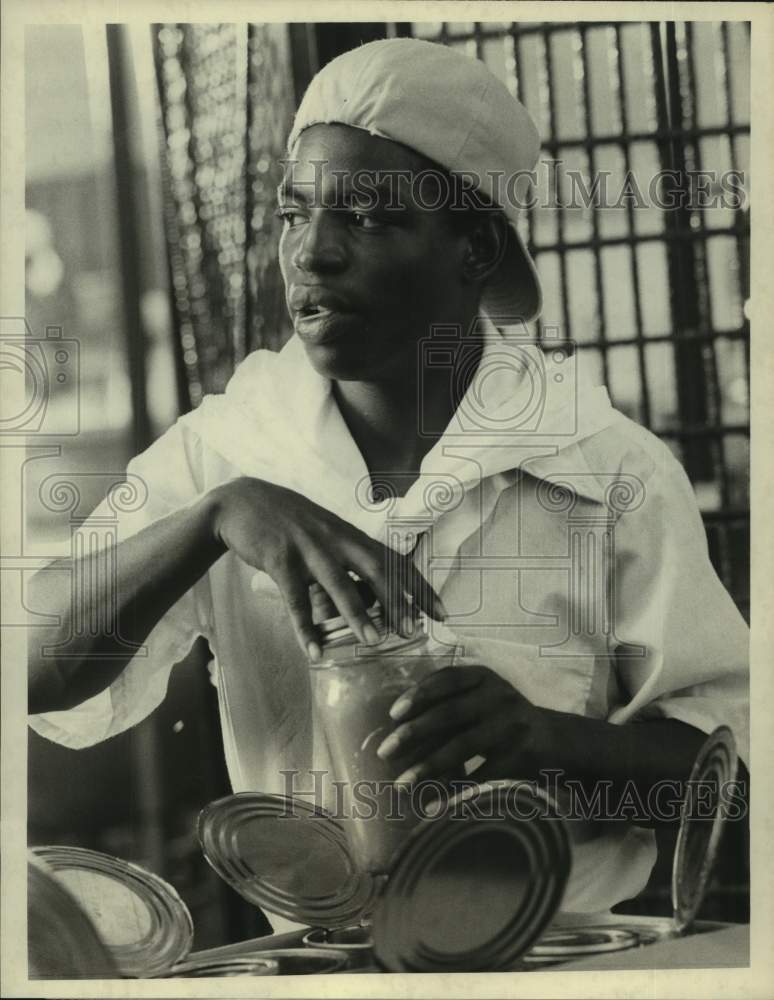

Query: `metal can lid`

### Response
(524, 926, 639, 960)
(30, 844, 194, 978)
(671, 725, 738, 932)
(163, 956, 279, 977)
(303, 925, 373, 950)
(197, 792, 378, 929)
(243, 947, 349, 974)
(28, 851, 119, 979)
(371, 781, 571, 972)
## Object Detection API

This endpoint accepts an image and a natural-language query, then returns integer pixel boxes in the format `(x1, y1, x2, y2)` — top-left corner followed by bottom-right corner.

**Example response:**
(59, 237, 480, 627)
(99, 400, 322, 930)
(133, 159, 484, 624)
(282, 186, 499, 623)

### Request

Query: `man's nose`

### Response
(291, 213, 347, 274)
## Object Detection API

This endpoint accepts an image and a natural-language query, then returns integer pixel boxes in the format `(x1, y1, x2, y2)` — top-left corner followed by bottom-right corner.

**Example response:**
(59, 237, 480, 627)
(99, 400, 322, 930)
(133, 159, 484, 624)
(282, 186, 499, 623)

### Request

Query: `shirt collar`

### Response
(226, 319, 617, 509)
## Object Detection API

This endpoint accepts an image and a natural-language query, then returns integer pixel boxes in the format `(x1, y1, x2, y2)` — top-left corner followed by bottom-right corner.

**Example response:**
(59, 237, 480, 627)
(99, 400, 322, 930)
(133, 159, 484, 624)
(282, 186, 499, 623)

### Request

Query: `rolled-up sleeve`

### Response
(28, 418, 214, 749)
(606, 445, 749, 768)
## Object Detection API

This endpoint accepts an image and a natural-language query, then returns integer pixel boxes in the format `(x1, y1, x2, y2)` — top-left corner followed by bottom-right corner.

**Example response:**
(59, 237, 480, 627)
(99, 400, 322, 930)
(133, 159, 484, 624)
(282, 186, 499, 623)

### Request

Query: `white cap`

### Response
(288, 38, 543, 324)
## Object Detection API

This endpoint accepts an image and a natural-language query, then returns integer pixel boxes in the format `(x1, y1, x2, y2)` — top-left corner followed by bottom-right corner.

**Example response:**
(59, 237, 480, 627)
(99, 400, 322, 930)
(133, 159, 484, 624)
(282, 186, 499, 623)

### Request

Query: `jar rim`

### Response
(310, 631, 429, 664)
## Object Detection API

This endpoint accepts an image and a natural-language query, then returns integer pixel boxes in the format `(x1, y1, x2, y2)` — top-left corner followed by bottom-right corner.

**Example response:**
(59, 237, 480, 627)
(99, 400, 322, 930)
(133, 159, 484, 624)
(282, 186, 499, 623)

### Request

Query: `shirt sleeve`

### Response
(606, 443, 750, 769)
(28, 417, 214, 749)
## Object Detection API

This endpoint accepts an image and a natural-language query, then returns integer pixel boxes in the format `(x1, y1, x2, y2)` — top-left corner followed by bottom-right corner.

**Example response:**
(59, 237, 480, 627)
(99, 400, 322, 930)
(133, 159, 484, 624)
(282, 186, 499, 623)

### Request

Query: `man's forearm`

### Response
(530, 710, 713, 825)
(28, 490, 226, 714)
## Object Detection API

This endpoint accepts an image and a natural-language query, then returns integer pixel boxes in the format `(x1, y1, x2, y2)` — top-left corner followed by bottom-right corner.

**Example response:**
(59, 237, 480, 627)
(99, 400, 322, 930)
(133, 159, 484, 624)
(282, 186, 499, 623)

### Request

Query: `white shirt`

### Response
(29, 321, 749, 915)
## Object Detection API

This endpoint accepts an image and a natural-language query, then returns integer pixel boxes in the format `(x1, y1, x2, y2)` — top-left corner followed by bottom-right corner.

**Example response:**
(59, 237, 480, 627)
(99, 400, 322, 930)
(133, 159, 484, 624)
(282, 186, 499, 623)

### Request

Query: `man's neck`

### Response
(332, 339, 484, 492)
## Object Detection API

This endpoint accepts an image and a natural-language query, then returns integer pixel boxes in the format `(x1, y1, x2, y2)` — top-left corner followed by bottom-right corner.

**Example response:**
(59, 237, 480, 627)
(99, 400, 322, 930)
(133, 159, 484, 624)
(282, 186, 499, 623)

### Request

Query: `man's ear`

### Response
(462, 211, 508, 285)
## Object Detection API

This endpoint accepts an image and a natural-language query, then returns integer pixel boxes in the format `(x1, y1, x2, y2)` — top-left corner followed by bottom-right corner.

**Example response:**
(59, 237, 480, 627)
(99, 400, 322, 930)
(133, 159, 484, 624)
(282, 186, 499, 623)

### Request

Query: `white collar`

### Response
(199, 318, 618, 523)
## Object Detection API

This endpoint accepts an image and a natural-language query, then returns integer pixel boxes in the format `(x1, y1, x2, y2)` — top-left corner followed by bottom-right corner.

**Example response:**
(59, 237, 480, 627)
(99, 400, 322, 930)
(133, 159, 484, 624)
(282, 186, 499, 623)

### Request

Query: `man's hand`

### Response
(374, 664, 541, 785)
(373, 663, 718, 829)
(209, 477, 445, 659)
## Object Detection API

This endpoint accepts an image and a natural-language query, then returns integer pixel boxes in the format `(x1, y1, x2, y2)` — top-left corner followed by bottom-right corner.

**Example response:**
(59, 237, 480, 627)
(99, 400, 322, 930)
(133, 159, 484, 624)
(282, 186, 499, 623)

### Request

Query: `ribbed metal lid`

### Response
(317, 604, 387, 648)
(197, 792, 378, 929)
(231, 948, 349, 974)
(30, 845, 194, 978)
(371, 781, 571, 972)
(671, 725, 738, 932)
(28, 851, 118, 979)
(523, 926, 639, 963)
(161, 956, 279, 977)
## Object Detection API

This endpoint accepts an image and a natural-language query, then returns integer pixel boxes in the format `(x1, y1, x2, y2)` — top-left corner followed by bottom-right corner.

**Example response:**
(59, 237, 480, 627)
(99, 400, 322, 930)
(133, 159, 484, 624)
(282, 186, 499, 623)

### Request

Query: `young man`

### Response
(29, 39, 748, 917)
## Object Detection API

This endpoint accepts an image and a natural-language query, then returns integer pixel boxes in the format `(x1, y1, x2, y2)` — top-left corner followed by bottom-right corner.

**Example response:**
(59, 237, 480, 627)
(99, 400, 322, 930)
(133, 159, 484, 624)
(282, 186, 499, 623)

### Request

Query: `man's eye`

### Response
(350, 211, 383, 230)
(275, 207, 305, 228)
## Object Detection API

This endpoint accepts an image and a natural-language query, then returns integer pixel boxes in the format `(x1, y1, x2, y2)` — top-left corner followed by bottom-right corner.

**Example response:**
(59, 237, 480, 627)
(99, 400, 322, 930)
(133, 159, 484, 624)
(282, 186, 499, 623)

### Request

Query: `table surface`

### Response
(186, 918, 749, 974)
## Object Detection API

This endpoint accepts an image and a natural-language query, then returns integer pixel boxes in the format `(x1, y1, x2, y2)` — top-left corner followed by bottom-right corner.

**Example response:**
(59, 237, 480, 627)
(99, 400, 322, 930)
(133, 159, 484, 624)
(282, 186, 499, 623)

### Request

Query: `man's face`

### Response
(278, 124, 471, 381)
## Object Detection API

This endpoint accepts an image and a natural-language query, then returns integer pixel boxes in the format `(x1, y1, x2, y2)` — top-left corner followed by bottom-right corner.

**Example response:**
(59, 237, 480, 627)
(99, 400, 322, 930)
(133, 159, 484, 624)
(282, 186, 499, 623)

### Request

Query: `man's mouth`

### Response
(288, 284, 352, 313)
(294, 307, 353, 343)
(289, 286, 356, 341)
(297, 303, 337, 320)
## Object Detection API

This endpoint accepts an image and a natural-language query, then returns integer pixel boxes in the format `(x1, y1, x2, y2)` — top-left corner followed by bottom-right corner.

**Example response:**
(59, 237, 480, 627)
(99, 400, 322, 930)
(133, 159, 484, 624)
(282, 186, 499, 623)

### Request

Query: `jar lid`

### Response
(197, 792, 378, 929)
(317, 605, 386, 648)
(311, 580, 385, 645)
(30, 845, 193, 978)
(371, 781, 571, 972)
(28, 851, 118, 979)
(671, 725, 738, 932)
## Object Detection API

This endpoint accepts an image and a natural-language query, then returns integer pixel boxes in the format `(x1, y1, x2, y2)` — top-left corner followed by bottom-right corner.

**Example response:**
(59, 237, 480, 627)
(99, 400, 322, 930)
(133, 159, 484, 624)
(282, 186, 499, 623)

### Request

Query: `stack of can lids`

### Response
(198, 727, 738, 972)
(199, 780, 572, 972)
(27, 726, 738, 977)
(27, 844, 348, 979)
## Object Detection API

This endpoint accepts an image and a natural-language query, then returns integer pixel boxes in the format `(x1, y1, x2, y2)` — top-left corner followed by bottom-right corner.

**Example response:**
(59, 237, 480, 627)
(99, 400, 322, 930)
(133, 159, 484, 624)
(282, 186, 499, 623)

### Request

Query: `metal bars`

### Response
(153, 23, 294, 402)
(578, 25, 611, 390)
(406, 20, 750, 619)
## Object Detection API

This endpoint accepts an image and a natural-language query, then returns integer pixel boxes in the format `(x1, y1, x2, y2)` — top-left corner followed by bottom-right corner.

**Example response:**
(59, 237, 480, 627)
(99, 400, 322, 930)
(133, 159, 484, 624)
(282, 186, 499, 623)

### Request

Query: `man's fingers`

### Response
(339, 538, 410, 637)
(373, 527, 416, 631)
(408, 564, 447, 622)
(270, 509, 447, 653)
(384, 555, 446, 631)
(388, 665, 491, 722)
(364, 570, 414, 639)
(342, 538, 445, 634)
(392, 707, 526, 786)
(392, 721, 493, 786)
(378, 682, 502, 760)
(306, 552, 381, 646)
(274, 566, 322, 661)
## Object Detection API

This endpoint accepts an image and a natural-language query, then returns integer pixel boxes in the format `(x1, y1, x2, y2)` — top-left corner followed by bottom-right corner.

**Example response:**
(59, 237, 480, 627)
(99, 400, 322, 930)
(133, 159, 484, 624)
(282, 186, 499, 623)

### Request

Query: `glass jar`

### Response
(309, 599, 456, 876)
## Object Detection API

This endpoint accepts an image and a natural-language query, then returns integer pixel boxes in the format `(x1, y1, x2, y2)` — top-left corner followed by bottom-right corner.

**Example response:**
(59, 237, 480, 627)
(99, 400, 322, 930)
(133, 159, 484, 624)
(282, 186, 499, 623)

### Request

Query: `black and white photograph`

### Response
(1, 3, 771, 996)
